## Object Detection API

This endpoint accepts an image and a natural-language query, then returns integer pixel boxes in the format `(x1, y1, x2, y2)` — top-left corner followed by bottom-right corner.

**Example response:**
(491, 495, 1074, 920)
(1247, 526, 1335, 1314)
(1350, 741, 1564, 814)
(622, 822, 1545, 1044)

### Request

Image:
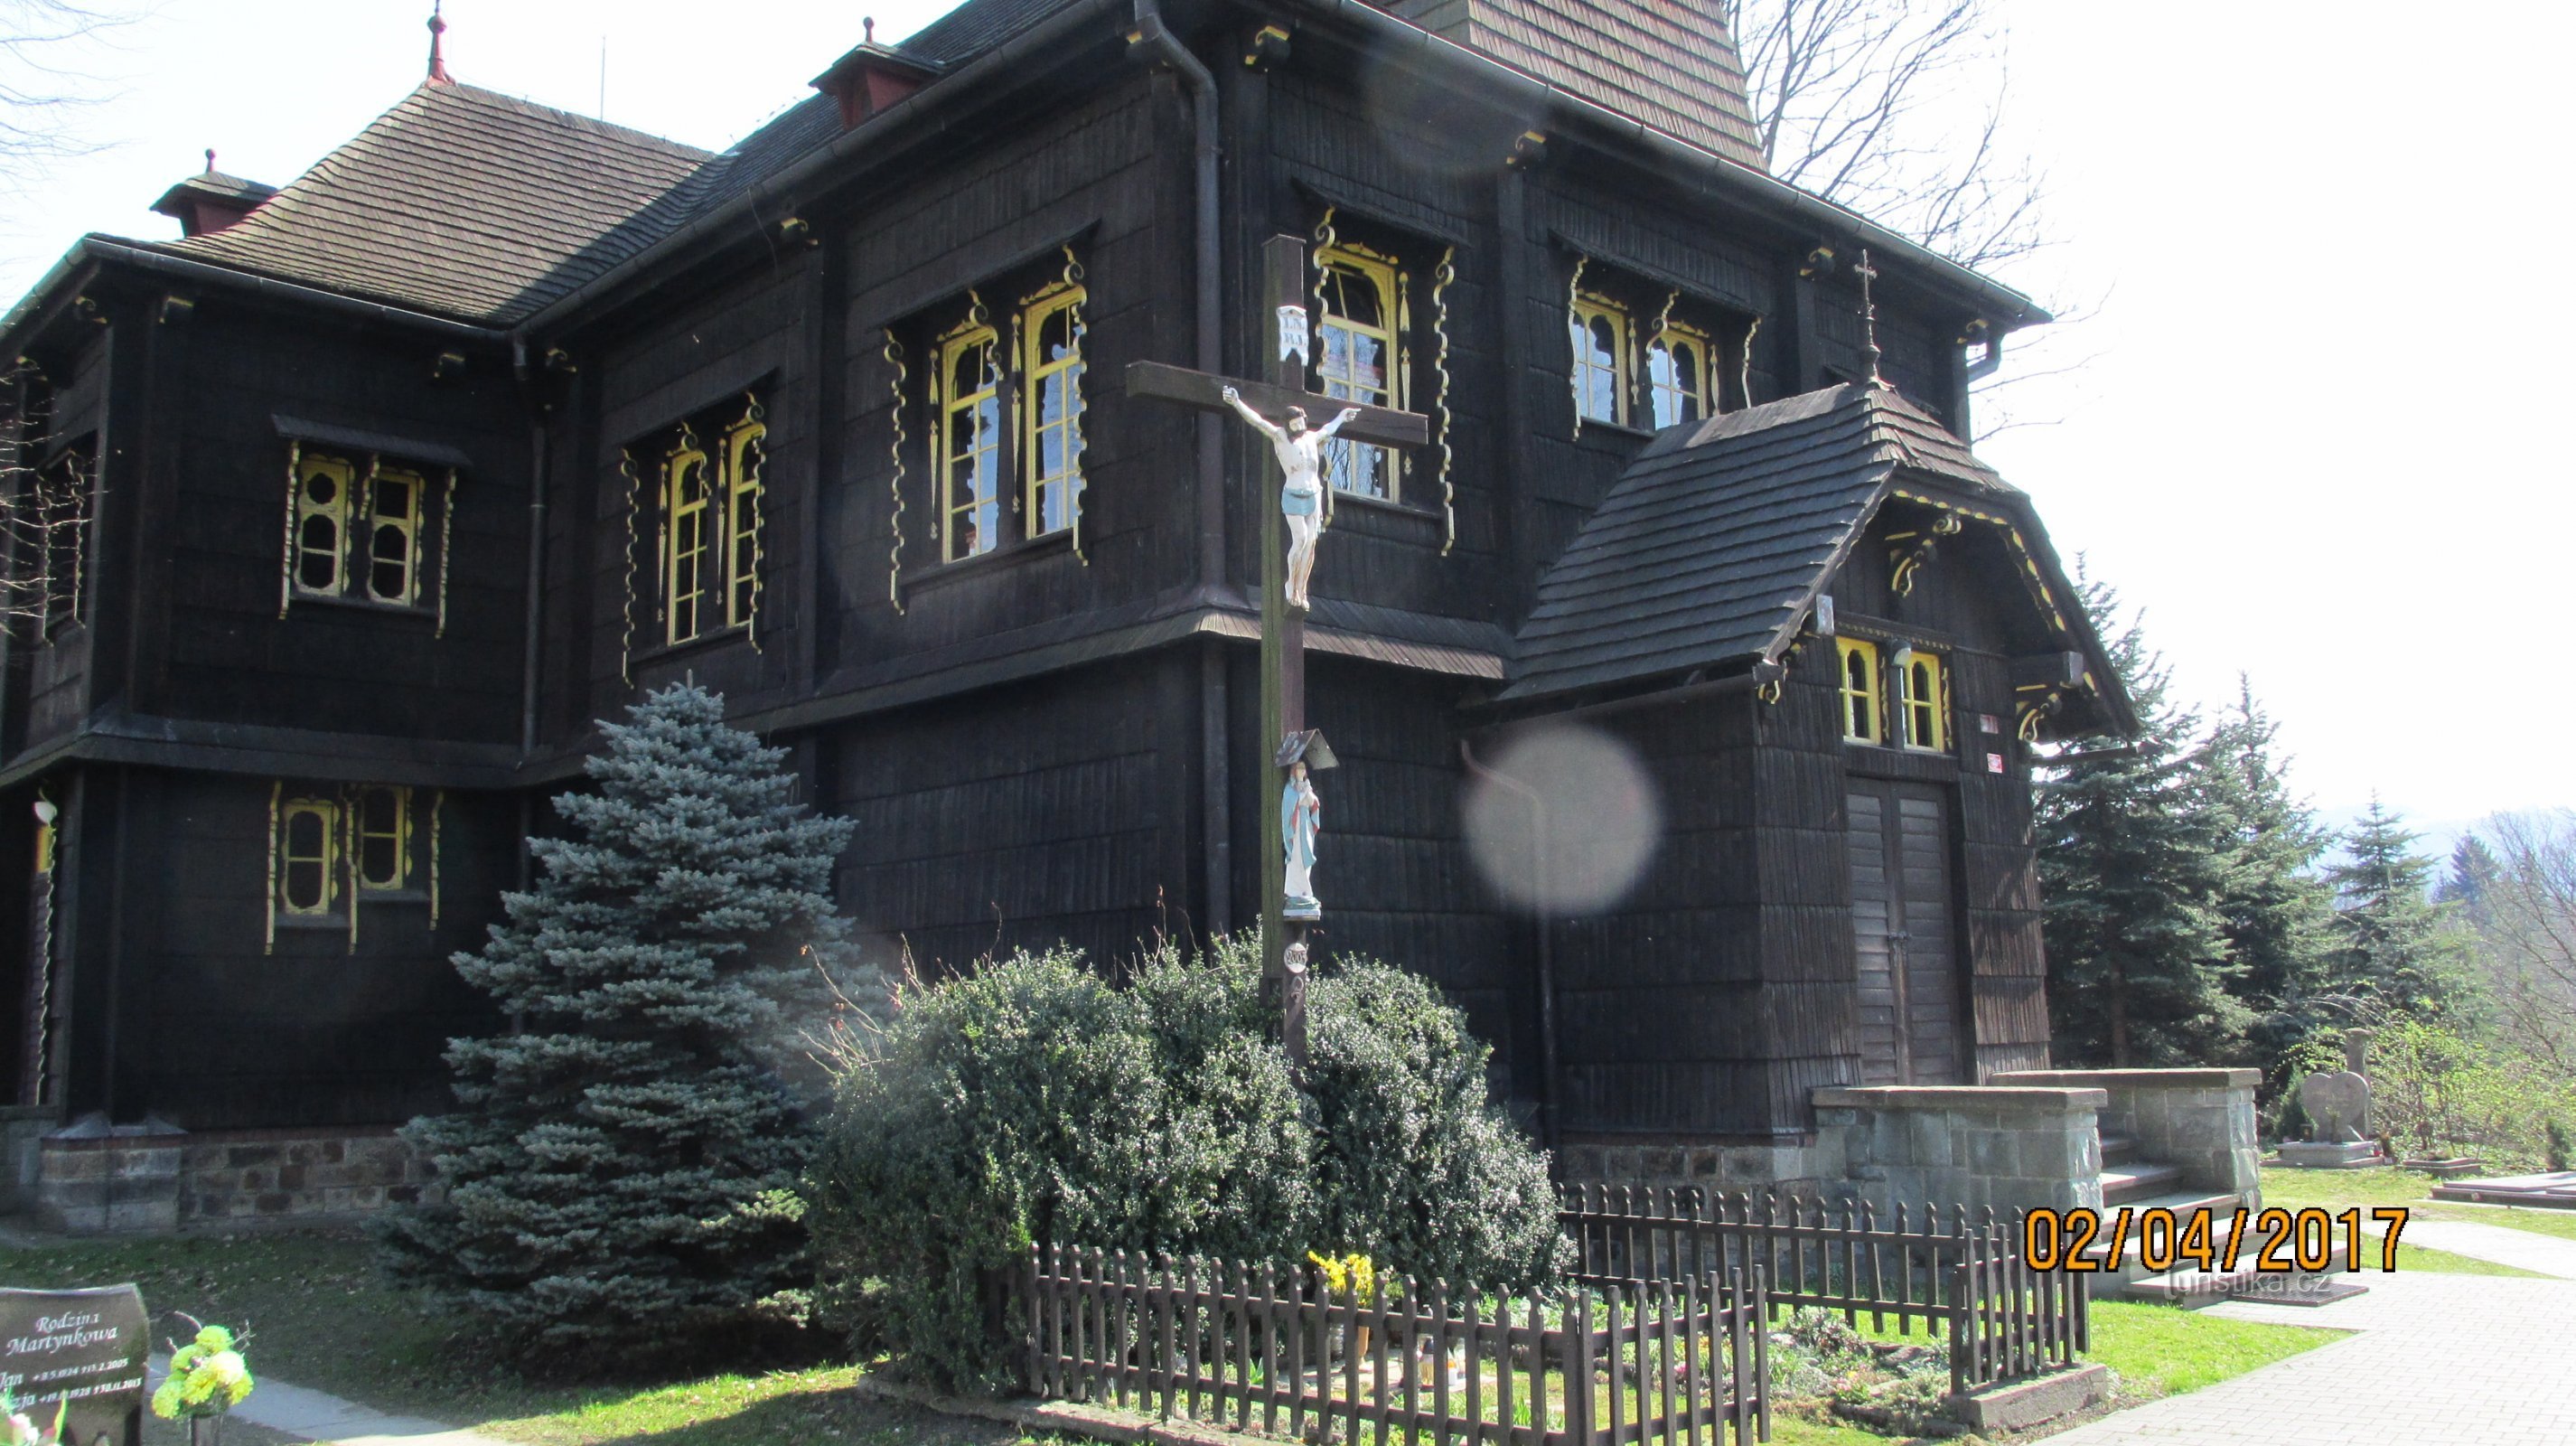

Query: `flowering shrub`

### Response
(808, 935, 1562, 1390)
(150, 1323, 255, 1422)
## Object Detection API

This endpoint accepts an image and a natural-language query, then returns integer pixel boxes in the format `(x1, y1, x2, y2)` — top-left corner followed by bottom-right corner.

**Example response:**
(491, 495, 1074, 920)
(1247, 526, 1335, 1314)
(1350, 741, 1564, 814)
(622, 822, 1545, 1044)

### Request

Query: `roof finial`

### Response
(426, 2, 454, 86)
(203, 147, 217, 174)
(1855, 247, 1883, 386)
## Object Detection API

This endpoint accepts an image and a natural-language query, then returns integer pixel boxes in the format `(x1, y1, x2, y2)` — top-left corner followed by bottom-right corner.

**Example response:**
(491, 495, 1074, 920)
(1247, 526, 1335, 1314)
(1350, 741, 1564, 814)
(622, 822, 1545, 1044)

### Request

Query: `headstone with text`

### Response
(0, 1285, 147, 1446)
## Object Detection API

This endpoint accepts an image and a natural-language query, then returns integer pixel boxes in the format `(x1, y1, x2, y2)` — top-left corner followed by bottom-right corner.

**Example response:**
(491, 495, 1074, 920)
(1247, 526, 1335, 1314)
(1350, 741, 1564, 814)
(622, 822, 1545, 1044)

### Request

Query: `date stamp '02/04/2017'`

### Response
(2021, 1205, 2412, 1274)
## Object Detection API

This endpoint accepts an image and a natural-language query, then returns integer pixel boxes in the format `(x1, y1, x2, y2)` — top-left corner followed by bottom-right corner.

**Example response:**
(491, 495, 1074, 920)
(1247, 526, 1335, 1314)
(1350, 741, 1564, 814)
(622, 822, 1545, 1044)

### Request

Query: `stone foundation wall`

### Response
(0, 1105, 52, 1214)
(178, 1126, 439, 1224)
(1811, 1085, 2107, 1216)
(28, 1117, 438, 1234)
(1555, 1139, 1832, 1197)
(1991, 1069, 2261, 1203)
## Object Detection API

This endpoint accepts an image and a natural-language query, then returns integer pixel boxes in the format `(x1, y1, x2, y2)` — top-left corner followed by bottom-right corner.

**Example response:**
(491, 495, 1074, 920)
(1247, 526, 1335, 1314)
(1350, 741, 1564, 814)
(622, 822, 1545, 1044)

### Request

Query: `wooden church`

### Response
(0, 0, 2126, 1225)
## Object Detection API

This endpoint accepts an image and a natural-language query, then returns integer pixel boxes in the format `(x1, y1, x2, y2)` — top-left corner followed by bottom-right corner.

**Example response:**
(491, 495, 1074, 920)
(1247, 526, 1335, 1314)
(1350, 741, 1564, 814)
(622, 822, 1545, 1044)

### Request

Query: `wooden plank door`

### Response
(1846, 780, 1963, 1084)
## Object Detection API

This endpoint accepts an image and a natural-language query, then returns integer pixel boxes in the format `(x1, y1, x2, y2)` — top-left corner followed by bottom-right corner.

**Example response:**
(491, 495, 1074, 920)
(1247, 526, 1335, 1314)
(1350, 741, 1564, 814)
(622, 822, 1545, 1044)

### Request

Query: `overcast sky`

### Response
(3, 1, 2564, 848)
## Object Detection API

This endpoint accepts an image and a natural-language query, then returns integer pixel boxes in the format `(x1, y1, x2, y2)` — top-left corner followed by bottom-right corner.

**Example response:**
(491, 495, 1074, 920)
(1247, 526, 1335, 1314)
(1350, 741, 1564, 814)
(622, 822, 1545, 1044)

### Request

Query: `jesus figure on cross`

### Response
(1223, 385, 1361, 611)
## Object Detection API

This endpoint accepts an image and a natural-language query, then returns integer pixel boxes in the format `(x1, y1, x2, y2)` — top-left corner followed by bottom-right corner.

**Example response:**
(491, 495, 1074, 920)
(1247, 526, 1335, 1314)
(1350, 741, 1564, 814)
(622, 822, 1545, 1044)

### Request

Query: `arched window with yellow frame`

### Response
(1315, 242, 1403, 502)
(353, 785, 411, 892)
(1570, 292, 1631, 426)
(660, 432, 714, 643)
(722, 411, 766, 629)
(1897, 648, 1948, 753)
(277, 796, 341, 916)
(1022, 284, 1086, 538)
(365, 465, 426, 606)
(1647, 323, 1714, 427)
(1839, 636, 1881, 744)
(293, 451, 356, 596)
(936, 319, 1003, 560)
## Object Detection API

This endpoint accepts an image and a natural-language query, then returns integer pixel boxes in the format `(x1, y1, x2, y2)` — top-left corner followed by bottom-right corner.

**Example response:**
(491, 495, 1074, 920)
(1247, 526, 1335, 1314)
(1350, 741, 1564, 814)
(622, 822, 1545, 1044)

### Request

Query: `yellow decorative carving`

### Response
(264, 780, 279, 954)
(885, 329, 909, 613)
(278, 441, 300, 618)
(1431, 245, 1457, 554)
(616, 446, 641, 683)
(435, 468, 457, 636)
(428, 789, 444, 929)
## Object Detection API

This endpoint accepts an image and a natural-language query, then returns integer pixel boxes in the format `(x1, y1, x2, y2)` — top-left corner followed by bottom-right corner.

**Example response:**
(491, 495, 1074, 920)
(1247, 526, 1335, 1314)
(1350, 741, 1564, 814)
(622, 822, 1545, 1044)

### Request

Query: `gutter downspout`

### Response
(1129, 0, 1231, 938)
(516, 337, 548, 758)
(1460, 740, 1558, 1149)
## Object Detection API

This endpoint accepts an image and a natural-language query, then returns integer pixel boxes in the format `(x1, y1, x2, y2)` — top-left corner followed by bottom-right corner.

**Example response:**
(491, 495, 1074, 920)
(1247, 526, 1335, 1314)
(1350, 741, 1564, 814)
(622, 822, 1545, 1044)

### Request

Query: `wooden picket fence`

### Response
(1560, 1186, 2087, 1394)
(1024, 1244, 1772, 1446)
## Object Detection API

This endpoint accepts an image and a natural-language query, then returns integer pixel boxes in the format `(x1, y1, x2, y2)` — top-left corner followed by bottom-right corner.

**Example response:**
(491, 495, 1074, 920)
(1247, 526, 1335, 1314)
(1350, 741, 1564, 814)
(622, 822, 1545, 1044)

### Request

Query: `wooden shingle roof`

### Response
(1503, 383, 2023, 704)
(152, 82, 712, 326)
(1388, 0, 1764, 168)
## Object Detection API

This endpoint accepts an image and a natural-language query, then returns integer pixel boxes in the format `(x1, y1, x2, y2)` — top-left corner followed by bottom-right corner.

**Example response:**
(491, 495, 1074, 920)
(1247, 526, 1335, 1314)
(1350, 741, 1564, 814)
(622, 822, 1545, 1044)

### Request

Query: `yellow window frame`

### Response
(1839, 636, 1881, 744)
(936, 318, 1003, 561)
(277, 796, 341, 916)
(1647, 322, 1715, 427)
(1897, 649, 1949, 753)
(363, 465, 426, 606)
(1315, 242, 1404, 502)
(722, 412, 766, 629)
(292, 452, 356, 596)
(1021, 285, 1086, 539)
(353, 785, 411, 892)
(1570, 292, 1632, 426)
(661, 435, 713, 644)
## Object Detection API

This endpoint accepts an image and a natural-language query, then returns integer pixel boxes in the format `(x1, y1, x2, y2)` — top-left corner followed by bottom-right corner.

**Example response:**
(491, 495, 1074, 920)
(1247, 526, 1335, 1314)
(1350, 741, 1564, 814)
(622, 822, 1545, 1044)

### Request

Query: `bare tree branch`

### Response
(0, 0, 148, 192)
(0, 357, 98, 635)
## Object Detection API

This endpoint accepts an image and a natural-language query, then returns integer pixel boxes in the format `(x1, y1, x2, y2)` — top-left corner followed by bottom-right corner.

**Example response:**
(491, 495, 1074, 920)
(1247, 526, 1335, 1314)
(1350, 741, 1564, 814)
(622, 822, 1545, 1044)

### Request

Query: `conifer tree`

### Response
(2037, 582, 2250, 1066)
(379, 682, 862, 1361)
(2435, 835, 2500, 922)
(2202, 680, 2335, 1067)
(2322, 798, 2461, 1016)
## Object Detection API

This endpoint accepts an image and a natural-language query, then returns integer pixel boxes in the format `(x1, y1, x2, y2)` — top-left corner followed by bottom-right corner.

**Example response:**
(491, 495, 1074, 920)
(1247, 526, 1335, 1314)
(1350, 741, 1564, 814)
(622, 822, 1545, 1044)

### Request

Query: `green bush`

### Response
(806, 935, 1562, 1389)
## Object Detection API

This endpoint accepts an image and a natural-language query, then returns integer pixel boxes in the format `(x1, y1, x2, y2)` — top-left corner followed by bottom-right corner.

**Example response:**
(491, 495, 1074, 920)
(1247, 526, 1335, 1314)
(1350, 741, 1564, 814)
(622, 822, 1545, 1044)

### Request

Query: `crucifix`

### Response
(1126, 234, 1429, 1063)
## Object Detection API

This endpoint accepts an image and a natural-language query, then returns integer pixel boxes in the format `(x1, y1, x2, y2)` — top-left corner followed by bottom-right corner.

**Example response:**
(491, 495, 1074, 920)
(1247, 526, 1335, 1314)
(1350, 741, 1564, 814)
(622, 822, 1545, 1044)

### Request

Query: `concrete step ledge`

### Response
(1945, 1362, 2112, 1432)
(849, 1373, 1251, 1446)
(2099, 1162, 2183, 1202)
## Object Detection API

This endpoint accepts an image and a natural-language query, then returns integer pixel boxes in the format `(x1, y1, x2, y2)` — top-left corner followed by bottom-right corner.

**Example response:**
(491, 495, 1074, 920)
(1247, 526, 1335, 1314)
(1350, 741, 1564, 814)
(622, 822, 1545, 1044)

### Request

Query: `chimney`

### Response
(151, 151, 278, 239)
(810, 19, 941, 130)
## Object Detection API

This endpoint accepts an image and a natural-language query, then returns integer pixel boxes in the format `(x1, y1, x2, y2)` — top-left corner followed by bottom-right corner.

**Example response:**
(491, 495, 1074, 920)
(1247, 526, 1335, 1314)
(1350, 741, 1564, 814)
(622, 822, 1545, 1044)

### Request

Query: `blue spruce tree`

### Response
(379, 683, 863, 1360)
(2037, 581, 2250, 1066)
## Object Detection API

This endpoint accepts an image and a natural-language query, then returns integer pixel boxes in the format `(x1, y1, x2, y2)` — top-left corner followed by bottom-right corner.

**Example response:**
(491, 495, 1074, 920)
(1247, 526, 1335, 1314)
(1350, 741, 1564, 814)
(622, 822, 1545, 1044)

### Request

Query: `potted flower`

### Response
(151, 1320, 256, 1445)
(1307, 1252, 1383, 1364)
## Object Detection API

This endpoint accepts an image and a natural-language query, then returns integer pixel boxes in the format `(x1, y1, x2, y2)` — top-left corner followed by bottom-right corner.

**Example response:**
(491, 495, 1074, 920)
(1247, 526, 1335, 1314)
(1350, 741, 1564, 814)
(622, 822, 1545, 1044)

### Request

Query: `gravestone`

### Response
(0, 1284, 147, 1445)
(2278, 1029, 2382, 1169)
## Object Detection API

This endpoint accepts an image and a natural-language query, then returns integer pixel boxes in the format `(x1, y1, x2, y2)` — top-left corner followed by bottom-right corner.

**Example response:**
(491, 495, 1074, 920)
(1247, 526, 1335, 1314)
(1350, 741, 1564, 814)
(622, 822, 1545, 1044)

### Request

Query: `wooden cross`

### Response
(1125, 234, 1430, 1063)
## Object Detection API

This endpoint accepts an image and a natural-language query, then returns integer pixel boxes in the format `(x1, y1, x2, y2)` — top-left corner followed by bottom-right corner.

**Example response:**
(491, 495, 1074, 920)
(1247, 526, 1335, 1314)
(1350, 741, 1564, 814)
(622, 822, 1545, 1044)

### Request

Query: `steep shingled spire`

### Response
(426, 3, 454, 86)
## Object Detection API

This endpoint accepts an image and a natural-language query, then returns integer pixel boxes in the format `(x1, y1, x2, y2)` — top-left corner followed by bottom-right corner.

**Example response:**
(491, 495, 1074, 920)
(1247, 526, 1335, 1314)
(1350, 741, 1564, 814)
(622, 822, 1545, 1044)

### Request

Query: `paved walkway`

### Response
(150, 1356, 508, 1446)
(2048, 1263, 2576, 1443)
(2390, 1216, 2576, 1277)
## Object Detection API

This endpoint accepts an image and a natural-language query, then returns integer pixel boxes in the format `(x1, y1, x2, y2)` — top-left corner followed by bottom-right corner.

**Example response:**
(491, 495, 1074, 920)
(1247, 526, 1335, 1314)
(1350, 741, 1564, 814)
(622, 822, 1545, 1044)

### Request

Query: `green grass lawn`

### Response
(2083, 1300, 2346, 1399)
(2258, 1164, 2575, 1263)
(0, 1228, 1033, 1446)
(0, 1225, 2375, 1446)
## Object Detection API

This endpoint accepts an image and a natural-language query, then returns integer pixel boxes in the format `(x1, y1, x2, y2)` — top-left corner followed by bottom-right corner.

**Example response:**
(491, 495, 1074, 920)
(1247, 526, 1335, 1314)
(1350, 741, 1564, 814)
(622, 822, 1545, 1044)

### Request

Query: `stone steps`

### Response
(2099, 1160, 2184, 1204)
(2072, 1190, 2248, 1292)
